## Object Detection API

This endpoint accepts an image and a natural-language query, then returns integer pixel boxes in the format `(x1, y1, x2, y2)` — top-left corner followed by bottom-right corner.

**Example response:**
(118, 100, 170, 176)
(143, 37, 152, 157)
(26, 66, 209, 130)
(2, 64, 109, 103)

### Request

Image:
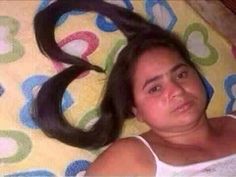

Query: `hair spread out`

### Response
(33, 0, 194, 149)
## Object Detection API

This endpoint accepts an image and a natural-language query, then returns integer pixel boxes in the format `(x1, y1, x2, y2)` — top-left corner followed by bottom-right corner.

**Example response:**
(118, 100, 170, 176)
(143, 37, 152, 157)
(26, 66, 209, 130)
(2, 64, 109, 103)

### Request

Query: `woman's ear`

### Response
(132, 106, 143, 122)
(132, 106, 137, 116)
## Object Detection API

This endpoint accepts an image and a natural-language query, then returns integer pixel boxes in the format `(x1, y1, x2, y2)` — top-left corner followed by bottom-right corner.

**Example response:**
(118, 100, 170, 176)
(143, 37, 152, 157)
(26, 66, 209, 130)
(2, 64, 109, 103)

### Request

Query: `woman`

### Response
(86, 36, 236, 176)
(33, 0, 236, 176)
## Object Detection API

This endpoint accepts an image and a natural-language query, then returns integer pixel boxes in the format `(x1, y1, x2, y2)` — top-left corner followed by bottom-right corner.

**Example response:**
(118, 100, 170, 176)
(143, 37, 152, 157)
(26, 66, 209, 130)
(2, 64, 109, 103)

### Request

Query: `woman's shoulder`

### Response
(85, 137, 154, 176)
(210, 111, 236, 133)
(224, 112, 236, 131)
(226, 111, 236, 119)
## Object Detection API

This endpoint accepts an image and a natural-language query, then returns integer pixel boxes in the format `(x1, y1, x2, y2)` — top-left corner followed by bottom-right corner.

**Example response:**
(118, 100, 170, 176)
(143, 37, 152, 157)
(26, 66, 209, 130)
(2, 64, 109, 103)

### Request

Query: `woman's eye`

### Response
(177, 71, 188, 79)
(148, 85, 161, 94)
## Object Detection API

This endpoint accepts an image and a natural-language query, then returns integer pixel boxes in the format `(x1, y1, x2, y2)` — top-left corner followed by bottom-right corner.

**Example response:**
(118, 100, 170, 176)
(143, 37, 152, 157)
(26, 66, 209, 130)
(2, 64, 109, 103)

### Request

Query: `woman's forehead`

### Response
(132, 48, 187, 83)
(135, 47, 185, 70)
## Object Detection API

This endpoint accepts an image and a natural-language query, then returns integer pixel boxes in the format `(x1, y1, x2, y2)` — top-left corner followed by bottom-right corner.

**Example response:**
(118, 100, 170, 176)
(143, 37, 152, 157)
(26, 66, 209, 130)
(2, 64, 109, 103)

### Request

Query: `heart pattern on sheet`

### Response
(53, 31, 99, 79)
(38, 0, 133, 32)
(77, 108, 99, 131)
(201, 76, 214, 102)
(4, 170, 55, 177)
(37, 0, 84, 26)
(0, 83, 4, 96)
(96, 0, 133, 32)
(20, 75, 74, 129)
(104, 39, 126, 74)
(0, 130, 32, 163)
(64, 160, 90, 177)
(224, 74, 236, 113)
(183, 23, 218, 66)
(76, 108, 102, 155)
(145, 0, 177, 30)
(0, 16, 24, 63)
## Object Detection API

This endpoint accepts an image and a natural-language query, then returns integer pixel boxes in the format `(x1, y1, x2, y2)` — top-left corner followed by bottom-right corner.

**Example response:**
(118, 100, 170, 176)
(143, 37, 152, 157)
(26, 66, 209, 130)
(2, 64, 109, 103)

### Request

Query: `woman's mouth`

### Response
(172, 101, 193, 113)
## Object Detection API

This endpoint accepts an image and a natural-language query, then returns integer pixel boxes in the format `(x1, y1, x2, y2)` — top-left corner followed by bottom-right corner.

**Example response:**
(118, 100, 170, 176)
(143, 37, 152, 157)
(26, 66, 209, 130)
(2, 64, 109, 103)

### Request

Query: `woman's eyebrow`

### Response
(143, 75, 162, 90)
(170, 63, 188, 73)
(142, 63, 188, 90)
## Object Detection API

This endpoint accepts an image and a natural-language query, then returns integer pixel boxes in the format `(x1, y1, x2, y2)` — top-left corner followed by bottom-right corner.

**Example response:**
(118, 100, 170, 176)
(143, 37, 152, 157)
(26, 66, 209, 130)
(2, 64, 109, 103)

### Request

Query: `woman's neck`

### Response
(150, 115, 219, 147)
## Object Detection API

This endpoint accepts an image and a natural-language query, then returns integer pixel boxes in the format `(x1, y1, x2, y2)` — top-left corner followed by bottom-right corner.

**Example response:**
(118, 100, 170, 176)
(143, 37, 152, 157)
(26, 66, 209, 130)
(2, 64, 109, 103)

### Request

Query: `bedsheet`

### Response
(0, 0, 236, 176)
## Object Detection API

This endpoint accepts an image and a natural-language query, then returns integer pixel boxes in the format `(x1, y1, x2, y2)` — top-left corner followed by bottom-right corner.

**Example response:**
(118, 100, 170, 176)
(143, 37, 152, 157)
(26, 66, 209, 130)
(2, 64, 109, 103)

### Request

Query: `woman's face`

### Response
(132, 47, 207, 134)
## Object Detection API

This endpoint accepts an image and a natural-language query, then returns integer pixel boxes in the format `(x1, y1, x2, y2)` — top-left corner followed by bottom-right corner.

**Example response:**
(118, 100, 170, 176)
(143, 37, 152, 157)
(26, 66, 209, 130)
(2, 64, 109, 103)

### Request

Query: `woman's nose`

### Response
(166, 80, 185, 99)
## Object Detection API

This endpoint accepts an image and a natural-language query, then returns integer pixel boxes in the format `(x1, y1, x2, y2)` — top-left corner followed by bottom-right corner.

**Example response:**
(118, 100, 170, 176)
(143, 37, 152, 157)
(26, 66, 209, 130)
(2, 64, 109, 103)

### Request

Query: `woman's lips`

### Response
(172, 101, 193, 113)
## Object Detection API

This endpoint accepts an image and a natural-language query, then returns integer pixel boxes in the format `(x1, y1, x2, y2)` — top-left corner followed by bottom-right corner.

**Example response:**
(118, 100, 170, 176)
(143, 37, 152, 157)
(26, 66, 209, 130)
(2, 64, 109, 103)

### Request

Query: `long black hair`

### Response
(33, 0, 195, 149)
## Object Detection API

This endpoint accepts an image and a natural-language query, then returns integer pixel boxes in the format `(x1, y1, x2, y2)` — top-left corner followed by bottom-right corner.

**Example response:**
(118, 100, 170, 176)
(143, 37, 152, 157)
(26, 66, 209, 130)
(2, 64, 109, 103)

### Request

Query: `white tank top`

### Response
(134, 114, 236, 177)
